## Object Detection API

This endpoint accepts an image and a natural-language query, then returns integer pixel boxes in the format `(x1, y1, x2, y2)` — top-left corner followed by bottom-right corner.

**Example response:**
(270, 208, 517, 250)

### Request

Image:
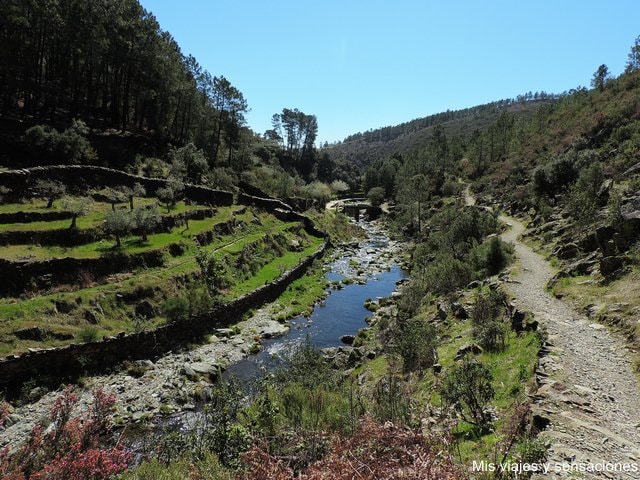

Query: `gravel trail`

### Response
(501, 215, 640, 479)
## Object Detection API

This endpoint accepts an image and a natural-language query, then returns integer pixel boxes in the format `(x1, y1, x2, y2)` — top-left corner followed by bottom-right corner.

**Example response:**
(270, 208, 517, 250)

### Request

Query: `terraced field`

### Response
(0, 194, 324, 356)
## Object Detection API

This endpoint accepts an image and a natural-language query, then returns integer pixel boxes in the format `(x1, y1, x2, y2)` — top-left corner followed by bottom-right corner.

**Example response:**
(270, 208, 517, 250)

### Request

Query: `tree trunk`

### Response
(70, 215, 77, 229)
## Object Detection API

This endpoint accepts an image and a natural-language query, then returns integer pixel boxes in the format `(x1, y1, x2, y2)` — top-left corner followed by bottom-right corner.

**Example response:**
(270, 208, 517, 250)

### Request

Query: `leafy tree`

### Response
(61, 196, 92, 229)
(330, 180, 349, 194)
(101, 187, 128, 211)
(441, 359, 495, 426)
(568, 161, 604, 224)
(156, 182, 182, 213)
(393, 318, 438, 373)
(104, 209, 131, 248)
(195, 249, 227, 297)
(169, 143, 209, 183)
(626, 35, 640, 72)
(303, 181, 331, 206)
(591, 64, 611, 91)
(132, 205, 161, 242)
(118, 183, 146, 210)
(367, 186, 385, 207)
(34, 179, 66, 208)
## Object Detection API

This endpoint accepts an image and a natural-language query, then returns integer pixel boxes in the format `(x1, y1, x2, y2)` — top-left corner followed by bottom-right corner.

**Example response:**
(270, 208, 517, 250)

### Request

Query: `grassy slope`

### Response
(0, 200, 328, 355)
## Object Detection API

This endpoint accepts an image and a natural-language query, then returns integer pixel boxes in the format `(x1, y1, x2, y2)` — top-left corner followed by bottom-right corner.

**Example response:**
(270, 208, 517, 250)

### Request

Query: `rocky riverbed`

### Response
(0, 219, 405, 448)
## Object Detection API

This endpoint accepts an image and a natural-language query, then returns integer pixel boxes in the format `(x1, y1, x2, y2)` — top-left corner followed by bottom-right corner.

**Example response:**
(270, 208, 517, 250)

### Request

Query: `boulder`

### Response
(84, 309, 100, 324)
(451, 302, 468, 320)
(454, 343, 483, 361)
(54, 298, 76, 314)
(554, 243, 579, 260)
(135, 300, 156, 319)
(14, 326, 46, 341)
(340, 335, 355, 345)
(600, 256, 624, 277)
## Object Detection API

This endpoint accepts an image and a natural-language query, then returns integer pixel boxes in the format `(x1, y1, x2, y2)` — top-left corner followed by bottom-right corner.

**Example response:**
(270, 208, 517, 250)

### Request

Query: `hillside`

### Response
(326, 97, 555, 169)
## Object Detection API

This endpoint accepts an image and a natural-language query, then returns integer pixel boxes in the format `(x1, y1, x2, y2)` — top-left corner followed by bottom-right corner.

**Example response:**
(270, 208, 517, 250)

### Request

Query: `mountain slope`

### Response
(327, 98, 554, 168)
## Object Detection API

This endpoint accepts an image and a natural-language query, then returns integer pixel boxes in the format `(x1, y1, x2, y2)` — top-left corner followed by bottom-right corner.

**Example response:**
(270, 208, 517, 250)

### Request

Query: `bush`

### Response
(424, 253, 472, 294)
(162, 296, 189, 322)
(393, 318, 438, 373)
(0, 387, 129, 479)
(471, 289, 508, 351)
(568, 161, 605, 224)
(367, 186, 385, 206)
(77, 326, 100, 343)
(441, 359, 495, 427)
(372, 372, 413, 425)
(23, 120, 96, 164)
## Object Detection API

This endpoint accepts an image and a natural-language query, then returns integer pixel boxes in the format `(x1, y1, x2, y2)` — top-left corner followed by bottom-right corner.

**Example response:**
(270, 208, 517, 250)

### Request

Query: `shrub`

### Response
(393, 317, 438, 373)
(568, 161, 605, 224)
(162, 296, 189, 322)
(77, 326, 100, 343)
(367, 186, 385, 206)
(441, 359, 495, 427)
(240, 417, 464, 480)
(23, 120, 96, 164)
(471, 289, 508, 351)
(424, 253, 472, 294)
(0, 387, 129, 479)
(371, 371, 413, 425)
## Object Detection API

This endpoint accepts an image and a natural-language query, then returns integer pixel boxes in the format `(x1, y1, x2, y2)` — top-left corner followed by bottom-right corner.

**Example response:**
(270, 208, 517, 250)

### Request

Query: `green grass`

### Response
(0, 205, 242, 261)
(0, 199, 208, 232)
(227, 238, 324, 297)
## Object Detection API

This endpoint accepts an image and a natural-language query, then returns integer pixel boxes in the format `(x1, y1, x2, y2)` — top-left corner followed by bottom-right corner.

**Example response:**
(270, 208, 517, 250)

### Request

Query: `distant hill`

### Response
(327, 97, 556, 168)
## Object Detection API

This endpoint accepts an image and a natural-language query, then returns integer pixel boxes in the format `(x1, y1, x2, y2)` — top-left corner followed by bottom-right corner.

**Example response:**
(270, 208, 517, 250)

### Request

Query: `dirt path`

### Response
(500, 214, 640, 478)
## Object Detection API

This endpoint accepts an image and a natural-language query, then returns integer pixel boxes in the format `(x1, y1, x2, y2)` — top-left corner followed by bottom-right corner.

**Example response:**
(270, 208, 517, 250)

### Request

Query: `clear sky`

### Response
(139, 0, 640, 145)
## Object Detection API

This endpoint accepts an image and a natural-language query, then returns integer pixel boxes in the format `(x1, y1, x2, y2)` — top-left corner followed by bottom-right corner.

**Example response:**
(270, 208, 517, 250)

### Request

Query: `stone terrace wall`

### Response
(0, 249, 167, 296)
(0, 208, 216, 247)
(0, 165, 234, 206)
(0, 243, 327, 391)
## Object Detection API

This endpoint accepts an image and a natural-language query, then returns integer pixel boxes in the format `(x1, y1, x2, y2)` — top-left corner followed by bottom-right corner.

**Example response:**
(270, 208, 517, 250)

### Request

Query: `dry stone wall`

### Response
(0, 165, 234, 206)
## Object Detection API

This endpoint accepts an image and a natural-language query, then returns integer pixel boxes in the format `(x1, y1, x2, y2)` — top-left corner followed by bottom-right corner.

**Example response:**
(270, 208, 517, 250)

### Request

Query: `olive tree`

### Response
(34, 180, 66, 208)
(132, 205, 161, 242)
(61, 196, 92, 229)
(104, 209, 131, 248)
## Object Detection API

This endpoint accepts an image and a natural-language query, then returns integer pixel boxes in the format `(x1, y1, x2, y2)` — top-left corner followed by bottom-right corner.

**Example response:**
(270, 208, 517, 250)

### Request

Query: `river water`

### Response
(119, 220, 404, 457)
(225, 220, 404, 382)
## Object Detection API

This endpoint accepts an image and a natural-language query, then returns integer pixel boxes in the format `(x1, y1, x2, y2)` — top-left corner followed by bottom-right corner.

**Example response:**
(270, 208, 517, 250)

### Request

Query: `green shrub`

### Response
(441, 359, 495, 427)
(162, 296, 189, 322)
(393, 317, 437, 373)
(77, 326, 100, 343)
(424, 253, 472, 294)
(471, 289, 509, 351)
(372, 371, 413, 425)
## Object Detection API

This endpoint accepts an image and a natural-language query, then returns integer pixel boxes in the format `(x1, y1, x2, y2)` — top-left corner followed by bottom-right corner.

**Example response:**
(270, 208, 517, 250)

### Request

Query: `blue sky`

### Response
(139, 0, 640, 144)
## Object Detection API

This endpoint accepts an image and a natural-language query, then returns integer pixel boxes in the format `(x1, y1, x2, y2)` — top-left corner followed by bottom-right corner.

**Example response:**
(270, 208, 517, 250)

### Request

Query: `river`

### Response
(0, 219, 405, 452)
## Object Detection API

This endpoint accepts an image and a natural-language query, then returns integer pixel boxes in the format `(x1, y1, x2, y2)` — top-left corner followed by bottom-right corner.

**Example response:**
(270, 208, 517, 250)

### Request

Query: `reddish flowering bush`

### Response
(240, 416, 466, 480)
(0, 386, 130, 480)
